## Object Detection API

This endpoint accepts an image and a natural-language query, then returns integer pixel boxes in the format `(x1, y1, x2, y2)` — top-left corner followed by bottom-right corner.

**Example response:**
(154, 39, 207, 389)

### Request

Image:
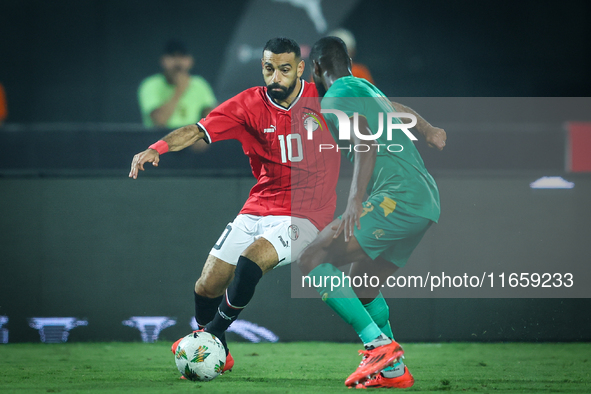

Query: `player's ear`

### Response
(313, 60, 321, 78)
(261, 59, 267, 77)
(297, 59, 305, 78)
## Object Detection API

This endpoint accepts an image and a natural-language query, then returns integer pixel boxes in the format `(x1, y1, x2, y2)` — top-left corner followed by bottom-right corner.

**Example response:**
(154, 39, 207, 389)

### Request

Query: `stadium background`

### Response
(0, 0, 590, 344)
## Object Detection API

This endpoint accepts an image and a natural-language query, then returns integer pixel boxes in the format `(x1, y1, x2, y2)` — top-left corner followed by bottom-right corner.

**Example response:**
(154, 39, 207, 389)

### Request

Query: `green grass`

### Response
(0, 342, 589, 393)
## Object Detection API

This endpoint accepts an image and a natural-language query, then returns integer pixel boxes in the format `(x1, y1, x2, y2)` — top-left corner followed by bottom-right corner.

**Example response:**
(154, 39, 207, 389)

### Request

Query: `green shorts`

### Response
(354, 195, 432, 268)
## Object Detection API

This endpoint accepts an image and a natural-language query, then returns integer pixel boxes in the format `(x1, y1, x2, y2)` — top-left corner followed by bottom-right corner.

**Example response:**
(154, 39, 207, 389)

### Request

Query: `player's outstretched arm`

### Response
(391, 101, 446, 151)
(129, 124, 206, 179)
(333, 116, 376, 242)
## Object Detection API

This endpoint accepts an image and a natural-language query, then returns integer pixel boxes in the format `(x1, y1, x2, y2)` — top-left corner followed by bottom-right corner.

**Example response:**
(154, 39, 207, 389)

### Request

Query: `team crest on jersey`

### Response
(288, 224, 300, 240)
(302, 112, 322, 134)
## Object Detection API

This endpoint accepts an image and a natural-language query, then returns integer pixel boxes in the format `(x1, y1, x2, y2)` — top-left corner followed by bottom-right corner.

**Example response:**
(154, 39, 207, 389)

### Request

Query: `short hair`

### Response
(163, 39, 189, 56)
(263, 37, 301, 59)
(309, 36, 351, 69)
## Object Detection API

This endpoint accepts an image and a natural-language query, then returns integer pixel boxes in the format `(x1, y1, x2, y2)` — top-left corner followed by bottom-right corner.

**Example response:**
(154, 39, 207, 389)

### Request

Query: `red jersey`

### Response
(199, 80, 340, 230)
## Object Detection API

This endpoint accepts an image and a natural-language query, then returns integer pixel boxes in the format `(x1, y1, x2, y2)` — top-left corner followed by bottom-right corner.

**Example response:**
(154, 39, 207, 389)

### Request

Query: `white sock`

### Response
(364, 333, 392, 349)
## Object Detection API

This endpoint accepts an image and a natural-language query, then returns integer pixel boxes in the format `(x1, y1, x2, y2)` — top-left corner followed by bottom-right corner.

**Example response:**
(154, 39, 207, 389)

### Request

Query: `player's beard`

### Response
(267, 78, 297, 101)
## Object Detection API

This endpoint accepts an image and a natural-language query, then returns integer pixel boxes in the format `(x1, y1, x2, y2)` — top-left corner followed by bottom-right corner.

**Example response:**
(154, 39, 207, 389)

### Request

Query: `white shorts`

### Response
(209, 215, 319, 269)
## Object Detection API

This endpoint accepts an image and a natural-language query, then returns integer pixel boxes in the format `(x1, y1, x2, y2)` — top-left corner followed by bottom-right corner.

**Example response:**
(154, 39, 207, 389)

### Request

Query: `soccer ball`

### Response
(173, 331, 226, 381)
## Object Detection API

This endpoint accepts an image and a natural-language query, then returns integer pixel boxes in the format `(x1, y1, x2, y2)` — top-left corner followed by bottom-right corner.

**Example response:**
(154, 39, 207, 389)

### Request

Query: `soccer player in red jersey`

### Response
(129, 38, 340, 372)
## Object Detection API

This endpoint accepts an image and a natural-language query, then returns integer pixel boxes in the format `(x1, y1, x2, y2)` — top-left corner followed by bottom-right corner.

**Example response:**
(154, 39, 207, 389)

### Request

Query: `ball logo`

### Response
(288, 224, 300, 240)
(176, 348, 188, 360)
(214, 362, 225, 374)
(183, 365, 200, 381)
(192, 346, 211, 363)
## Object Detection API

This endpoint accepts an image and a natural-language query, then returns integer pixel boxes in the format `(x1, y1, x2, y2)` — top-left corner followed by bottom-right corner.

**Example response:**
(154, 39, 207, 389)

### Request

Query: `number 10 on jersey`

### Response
(278, 134, 303, 163)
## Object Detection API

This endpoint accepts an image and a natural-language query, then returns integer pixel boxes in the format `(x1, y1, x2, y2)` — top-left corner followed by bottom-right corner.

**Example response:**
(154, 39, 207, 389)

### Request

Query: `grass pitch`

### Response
(0, 342, 589, 393)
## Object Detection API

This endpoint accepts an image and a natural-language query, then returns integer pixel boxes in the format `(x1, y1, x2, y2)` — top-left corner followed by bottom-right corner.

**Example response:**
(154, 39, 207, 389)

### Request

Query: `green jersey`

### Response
(322, 76, 440, 222)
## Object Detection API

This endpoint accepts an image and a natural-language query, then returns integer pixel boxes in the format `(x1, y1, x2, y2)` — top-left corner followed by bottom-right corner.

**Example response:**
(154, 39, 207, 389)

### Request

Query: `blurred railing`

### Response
(0, 121, 571, 177)
(0, 123, 251, 177)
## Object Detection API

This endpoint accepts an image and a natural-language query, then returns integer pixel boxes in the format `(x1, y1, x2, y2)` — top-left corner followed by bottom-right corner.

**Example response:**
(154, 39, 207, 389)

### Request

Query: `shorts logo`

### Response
(360, 202, 374, 218)
(373, 229, 385, 239)
(288, 224, 300, 240)
(278, 235, 289, 248)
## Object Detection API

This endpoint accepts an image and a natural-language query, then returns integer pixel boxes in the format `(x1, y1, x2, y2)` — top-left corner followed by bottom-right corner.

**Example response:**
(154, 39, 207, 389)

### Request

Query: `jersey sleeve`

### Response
(198, 91, 250, 144)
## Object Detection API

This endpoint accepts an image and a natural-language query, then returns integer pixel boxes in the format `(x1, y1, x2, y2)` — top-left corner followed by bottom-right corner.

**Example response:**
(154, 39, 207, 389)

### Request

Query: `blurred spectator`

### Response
(0, 83, 7, 126)
(329, 28, 374, 84)
(138, 39, 216, 129)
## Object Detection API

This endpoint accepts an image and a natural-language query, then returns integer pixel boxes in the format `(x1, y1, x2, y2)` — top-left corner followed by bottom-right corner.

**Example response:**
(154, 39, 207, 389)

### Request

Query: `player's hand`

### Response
(424, 126, 446, 151)
(173, 71, 191, 93)
(129, 149, 160, 179)
(332, 197, 363, 242)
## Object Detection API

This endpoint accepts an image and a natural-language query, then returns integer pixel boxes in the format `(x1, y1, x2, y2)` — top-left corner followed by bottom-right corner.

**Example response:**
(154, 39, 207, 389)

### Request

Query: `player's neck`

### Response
(274, 78, 302, 109)
(324, 68, 352, 91)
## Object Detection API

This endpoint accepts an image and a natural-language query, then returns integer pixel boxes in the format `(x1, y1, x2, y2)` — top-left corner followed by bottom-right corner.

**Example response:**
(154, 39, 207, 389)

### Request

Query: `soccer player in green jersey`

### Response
(297, 36, 445, 388)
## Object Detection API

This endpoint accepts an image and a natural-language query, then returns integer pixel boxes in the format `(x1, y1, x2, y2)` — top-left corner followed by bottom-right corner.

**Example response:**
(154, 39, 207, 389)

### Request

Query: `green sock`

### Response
(309, 264, 382, 344)
(363, 292, 394, 340)
(364, 293, 403, 373)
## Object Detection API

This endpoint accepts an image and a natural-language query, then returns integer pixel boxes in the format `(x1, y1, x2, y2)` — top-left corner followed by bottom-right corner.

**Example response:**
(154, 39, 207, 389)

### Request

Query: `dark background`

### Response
(1, 0, 590, 123)
(0, 0, 590, 343)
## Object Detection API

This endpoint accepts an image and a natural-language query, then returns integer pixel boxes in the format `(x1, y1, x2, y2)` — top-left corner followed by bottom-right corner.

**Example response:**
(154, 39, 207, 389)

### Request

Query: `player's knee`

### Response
(194, 278, 225, 299)
(296, 246, 319, 275)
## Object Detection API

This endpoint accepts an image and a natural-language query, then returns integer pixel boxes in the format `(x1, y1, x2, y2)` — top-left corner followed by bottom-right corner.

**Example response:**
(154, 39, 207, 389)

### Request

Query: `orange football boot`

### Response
(356, 366, 414, 389)
(344, 341, 404, 387)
